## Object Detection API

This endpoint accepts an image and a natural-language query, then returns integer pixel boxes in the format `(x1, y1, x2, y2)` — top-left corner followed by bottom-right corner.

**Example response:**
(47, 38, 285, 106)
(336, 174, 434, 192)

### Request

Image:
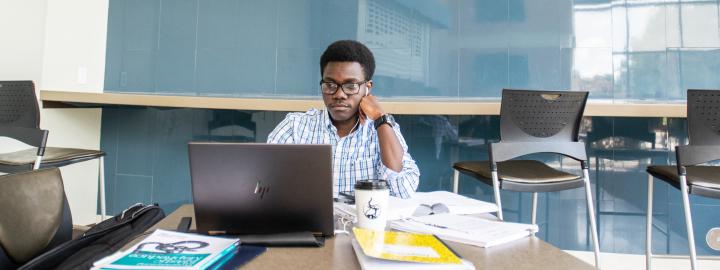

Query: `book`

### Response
(411, 191, 498, 216)
(92, 229, 240, 270)
(205, 245, 266, 270)
(391, 213, 538, 248)
(334, 191, 498, 222)
(351, 227, 475, 270)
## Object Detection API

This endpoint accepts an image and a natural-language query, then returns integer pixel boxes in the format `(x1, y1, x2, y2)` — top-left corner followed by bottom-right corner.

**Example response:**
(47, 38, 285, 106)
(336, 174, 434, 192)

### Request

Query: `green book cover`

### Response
(93, 229, 239, 270)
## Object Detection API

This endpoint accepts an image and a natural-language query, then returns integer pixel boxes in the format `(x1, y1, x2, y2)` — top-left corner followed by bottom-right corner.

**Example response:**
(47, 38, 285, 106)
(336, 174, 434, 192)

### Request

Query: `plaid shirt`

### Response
(267, 109, 420, 198)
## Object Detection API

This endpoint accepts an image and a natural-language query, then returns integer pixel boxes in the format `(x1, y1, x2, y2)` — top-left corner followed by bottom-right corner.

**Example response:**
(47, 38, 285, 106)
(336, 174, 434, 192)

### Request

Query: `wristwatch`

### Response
(374, 114, 395, 129)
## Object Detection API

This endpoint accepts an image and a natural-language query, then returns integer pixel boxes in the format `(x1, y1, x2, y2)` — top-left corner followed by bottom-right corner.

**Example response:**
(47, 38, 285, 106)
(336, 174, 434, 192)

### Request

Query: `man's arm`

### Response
(267, 113, 296, 144)
(378, 122, 420, 198)
(360, 95, 403, 171)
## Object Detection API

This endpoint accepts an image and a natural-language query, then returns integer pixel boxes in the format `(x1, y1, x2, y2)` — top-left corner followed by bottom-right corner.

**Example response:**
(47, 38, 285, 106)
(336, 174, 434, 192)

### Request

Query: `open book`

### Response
(391, 214, 538, 248)
(334, 191, 498, 222)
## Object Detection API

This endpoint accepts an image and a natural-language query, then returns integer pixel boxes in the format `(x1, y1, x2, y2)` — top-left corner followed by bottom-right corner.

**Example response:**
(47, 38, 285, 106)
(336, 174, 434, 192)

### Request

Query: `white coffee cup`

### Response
(354, 180, 389, 231)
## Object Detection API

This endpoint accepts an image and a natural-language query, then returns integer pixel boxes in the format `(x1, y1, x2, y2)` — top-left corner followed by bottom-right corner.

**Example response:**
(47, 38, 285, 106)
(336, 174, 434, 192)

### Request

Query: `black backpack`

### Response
(20, 203, 165, 270)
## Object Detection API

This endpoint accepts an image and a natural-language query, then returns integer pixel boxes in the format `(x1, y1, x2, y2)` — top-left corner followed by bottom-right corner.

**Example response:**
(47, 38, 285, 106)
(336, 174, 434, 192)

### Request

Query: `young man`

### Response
(267, 40, 420, 199)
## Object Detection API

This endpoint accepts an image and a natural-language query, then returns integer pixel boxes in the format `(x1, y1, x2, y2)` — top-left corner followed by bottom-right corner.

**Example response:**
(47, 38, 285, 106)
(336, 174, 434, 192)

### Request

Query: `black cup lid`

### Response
(354, 180, 388, 190)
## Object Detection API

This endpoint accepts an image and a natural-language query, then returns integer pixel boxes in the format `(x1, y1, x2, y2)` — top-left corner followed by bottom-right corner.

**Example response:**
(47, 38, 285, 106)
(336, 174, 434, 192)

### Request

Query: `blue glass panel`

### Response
(509, 47, 566, 90)
(114, 108, 157, 176)
(276, 48, 322, 96)
(570, 48, 613, 99)
(459, 0, 509, 48)
(155, 0, 196, 94)
(667, 49, 720, 101)
(611, 0, 666, 52)
(459, 48, 508, 98)
(613, 51, 668, 100)
(573, 0, 612, 47)
(114, 174, 153, 213)
(666, 1, 720, 48)
(508, 0, 573, 48)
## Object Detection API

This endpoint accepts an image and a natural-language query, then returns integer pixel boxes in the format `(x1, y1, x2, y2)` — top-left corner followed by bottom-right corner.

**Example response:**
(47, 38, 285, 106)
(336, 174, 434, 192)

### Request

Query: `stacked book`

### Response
(391, 214, 538, 248)
(92, 229, 264, 270)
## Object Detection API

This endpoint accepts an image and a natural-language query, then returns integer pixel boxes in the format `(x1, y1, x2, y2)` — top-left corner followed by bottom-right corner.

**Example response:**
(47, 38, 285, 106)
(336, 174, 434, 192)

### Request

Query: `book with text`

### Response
(92, 229, 239, 270)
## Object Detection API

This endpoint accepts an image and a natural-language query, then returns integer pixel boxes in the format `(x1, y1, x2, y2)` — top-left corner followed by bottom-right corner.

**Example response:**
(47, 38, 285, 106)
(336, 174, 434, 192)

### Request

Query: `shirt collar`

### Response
(323, 109, 370, 136)
(323, 109, 335, 131)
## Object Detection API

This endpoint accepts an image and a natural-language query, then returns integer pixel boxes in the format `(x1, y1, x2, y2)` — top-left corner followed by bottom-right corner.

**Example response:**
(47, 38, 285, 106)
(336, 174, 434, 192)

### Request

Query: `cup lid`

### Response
(354, 180, 388, 190)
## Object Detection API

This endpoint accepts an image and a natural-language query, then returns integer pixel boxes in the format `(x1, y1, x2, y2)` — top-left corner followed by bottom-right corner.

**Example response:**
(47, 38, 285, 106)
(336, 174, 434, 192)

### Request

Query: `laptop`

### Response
(188, 142, 334, 237)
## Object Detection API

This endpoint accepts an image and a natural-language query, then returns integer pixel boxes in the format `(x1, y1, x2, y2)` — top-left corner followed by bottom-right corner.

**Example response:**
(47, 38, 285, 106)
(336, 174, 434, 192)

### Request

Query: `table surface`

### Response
(132, 204, 595, 270)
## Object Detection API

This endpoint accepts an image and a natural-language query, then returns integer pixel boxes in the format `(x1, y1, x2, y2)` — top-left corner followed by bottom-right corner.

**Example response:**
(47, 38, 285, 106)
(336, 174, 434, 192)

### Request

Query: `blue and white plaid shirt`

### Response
(267, 109, 420, 198)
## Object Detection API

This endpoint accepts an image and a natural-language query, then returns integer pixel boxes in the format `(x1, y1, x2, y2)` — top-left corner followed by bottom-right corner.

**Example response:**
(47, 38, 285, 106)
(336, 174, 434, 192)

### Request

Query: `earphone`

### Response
(365, 88, 370, 97)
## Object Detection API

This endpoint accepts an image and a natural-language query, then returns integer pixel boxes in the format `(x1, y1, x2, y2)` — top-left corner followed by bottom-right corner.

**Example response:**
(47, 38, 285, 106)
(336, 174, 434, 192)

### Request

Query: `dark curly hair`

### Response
(320, 40, 375, 81)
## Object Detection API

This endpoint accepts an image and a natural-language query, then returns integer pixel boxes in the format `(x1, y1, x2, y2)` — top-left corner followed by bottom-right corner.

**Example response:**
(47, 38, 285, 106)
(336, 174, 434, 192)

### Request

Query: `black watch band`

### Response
(374, 114, 394, 129)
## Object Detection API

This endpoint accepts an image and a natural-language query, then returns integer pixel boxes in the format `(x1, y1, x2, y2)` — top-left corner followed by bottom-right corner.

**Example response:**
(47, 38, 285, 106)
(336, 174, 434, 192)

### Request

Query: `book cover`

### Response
(352, 227, 462, 264)
(93, 229, 239, 270)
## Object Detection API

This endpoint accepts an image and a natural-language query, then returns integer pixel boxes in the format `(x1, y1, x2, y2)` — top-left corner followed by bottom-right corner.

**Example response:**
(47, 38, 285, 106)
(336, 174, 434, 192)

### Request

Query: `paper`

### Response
(391, 214, 538, 248)
(412, 191, 498, 215)
(334, 191, 498, 222)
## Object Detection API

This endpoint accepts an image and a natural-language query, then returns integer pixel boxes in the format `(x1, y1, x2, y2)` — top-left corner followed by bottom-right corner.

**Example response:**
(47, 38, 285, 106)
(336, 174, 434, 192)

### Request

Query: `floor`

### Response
(567, 250, 720, 270)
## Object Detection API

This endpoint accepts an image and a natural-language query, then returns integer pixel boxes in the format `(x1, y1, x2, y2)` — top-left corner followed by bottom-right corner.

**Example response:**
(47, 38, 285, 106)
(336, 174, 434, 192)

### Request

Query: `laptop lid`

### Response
(188, 142, 333, 237)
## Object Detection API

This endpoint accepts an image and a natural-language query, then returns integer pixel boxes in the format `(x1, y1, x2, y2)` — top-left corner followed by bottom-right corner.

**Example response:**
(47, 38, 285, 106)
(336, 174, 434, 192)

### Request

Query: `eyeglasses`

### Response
(320, 80, 368, 95)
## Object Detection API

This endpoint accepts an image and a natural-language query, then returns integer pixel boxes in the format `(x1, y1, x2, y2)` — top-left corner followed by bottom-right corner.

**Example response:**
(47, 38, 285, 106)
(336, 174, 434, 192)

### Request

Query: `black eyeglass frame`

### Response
(319, 80, 369, 95)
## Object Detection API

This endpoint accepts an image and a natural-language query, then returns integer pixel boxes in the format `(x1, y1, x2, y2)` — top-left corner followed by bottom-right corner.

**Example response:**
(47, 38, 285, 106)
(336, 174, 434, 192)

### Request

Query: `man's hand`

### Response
(359, 94, 385, 124)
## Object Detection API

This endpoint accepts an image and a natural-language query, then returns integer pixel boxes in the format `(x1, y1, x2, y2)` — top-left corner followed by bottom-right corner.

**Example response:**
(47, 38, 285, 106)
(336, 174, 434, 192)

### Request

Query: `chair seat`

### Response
(0, 147, 104, 166)
(453, 160, 584, 192)
(647, 165, 720, 199)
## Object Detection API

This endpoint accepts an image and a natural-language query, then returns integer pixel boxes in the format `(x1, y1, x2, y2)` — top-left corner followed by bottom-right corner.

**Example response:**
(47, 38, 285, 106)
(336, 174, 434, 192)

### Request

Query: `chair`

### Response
(0, 81, 106, 219)
(0, 168, 73, 269)
(646, 89, 720, 270)
(452, 89, 600, 267)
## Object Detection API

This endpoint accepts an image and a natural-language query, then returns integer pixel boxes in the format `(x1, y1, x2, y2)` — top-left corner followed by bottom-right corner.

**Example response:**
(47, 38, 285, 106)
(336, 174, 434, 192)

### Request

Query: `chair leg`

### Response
(491, 170, 503, 220)
(646, 174, 654, 270)
(679, 175, 698, 270)
(453, 170, 459, 194)
(532, 192, 538, 236)
(583, 168, 600, 268)
(99, 156, 106, 221)
(33, 155, 43, 170)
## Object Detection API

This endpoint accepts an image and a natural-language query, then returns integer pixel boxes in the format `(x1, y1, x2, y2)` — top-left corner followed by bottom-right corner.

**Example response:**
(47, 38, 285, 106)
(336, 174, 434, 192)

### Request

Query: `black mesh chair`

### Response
(0, 168, 72, 269)
(452, 89, 600, 267)
(0, 81, 106, 219)
(646, 89, 720, 270)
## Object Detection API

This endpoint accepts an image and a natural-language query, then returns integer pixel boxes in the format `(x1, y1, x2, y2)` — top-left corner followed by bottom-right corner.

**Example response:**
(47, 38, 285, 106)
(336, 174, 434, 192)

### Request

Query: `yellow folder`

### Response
(352, 227, 462, 264)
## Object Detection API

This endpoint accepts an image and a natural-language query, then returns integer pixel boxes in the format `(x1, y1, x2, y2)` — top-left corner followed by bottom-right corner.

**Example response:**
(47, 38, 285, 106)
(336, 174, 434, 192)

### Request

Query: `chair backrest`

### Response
(499, 89, 588, 142)
(687, 89, 720, 146)
(0, 168, 72, 269)
(0, 81, 47, 148)
(0, 81, 40, 129)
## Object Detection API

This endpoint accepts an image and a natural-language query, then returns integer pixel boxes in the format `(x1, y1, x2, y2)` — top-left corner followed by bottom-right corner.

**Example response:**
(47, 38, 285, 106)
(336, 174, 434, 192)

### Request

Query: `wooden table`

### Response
(135, 204, 594, 269)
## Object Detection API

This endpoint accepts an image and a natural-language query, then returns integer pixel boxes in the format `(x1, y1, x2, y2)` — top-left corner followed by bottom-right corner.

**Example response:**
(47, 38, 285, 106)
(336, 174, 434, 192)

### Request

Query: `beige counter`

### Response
(41, 90, 685, 117)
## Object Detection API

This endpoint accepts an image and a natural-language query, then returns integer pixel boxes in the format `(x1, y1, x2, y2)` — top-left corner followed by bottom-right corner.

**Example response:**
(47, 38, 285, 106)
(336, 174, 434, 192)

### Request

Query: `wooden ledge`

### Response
(40, 90, 686, 117)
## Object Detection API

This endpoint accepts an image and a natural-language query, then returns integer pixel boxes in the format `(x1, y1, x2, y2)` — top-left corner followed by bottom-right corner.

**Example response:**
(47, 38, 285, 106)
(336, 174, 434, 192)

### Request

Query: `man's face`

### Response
(322, 61, 370, 123)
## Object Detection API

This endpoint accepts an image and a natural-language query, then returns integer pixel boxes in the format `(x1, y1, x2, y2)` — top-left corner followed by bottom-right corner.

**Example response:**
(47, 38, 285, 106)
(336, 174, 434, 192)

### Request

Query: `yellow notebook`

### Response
(352, 227, 462, 264)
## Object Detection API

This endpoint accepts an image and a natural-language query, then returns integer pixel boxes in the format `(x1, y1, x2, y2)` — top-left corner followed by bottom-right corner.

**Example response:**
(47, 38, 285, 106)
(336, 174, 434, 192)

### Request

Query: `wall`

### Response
(0, 0, 108, 225)
(103, 0, 720, 101)
(99, 0, 720, 256)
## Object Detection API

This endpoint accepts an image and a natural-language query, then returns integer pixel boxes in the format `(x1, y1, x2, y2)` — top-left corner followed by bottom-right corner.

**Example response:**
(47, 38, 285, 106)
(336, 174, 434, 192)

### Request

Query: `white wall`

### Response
(0, 0, 48, 150)
(0, 0, 108, 225)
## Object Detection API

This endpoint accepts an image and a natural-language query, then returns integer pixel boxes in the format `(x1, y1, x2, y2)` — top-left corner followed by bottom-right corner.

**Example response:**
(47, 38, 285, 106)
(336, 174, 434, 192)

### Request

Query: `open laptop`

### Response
(188, 142, 334, 237)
